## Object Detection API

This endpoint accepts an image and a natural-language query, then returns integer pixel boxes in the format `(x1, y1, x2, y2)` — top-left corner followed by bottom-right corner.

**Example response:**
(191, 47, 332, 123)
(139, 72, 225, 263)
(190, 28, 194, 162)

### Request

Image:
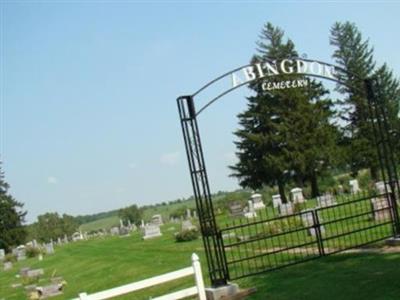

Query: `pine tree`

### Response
(330, 21, 379, 178)
(231, 23, 337, 200)
(0, 162, 27, 252)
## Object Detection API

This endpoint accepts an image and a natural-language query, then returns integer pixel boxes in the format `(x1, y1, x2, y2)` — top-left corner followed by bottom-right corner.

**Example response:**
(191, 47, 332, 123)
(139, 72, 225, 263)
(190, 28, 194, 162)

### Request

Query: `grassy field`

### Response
(2, 218, 400, 300)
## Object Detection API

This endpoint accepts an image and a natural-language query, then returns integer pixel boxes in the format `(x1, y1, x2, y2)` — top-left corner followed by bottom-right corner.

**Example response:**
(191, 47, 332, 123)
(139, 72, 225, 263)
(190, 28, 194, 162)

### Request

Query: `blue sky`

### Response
(2, 1, 400, 223)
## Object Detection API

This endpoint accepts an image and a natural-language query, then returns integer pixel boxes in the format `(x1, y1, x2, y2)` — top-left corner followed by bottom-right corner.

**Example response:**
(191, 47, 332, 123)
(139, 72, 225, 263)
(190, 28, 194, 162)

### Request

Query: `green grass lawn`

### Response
(1, 222, 400, 300)
(242, 251, 400, 300)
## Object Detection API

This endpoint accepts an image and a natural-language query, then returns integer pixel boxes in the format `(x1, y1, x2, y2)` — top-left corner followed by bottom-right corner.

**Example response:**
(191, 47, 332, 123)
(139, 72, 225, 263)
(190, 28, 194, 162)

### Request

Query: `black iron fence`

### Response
(219, 191, 396, 280)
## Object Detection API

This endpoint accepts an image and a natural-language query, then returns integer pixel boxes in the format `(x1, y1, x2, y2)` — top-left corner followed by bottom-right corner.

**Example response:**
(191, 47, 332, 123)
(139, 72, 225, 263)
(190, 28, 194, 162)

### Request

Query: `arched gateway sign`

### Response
(177, 58, 400, 287)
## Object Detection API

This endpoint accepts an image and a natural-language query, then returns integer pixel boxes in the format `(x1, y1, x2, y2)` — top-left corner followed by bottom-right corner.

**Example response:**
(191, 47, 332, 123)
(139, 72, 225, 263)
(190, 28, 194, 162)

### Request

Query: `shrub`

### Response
(26, 246, 42, 258)
(175, 229, 199, 242)
(4, 253, 16, 263)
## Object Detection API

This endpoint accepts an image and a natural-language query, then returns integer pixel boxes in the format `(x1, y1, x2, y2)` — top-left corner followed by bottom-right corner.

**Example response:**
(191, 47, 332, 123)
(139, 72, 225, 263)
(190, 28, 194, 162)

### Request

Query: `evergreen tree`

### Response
(0, 162, 27, 252)
(231, 23, 337, 200)
(330, 21, 379, 178)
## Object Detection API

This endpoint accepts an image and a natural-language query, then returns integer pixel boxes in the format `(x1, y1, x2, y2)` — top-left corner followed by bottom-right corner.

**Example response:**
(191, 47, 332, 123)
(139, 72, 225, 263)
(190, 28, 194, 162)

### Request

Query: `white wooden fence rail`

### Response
(73, 253, 206, 300)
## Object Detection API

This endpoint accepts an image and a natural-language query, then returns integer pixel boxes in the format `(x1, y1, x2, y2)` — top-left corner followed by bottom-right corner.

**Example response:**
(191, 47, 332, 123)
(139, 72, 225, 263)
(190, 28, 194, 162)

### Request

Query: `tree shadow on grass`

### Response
(238, 252, 400, 300)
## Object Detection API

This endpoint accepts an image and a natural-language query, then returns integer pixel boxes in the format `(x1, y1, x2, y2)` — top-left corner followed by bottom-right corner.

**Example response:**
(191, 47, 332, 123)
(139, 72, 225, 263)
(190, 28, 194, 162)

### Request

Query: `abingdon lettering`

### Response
(231, 59, 336, 88)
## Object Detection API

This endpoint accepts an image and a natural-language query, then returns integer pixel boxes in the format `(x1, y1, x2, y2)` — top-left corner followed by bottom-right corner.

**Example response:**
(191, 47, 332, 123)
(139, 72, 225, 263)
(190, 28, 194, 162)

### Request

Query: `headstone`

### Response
(151, 214, 163, 226)
(141, 219, 145, 228)
(57, 237, 62, 245)
(0, 249, 5, 261)
(300, 210, 325, 236)
(72, 232, 83, 241)
(371, 197, 391, 221)
(251, 193, 265, 210)
(45, 243, 54, 254)
(120, 219, 124, 228)
(349, 179, 360, 194)
(63, 235, 68, 244)
(186, 208, 191, 219)
(20, 267, 31, 276)
(110, 227, 120, 236)
(26, 269, 44, 278)
(193, 210, 197, 219)
(278, 203, 294, 216)
(337, 185, 344, 194)
(39, 284, 63, 298)
(4, 261, 12, 271)
(317, 193, 337, 207)
(16, 246, 26, 261)
(244, 200, 257, 219)
(182, 220, 196, 231)
(229, 202, 243, 217)
(375, 181, 391, 194)
(32, 239, 38, 248)
(272, 194, 282, 208)
(142, 224, 162, 240)
(291, 188, 305, 204)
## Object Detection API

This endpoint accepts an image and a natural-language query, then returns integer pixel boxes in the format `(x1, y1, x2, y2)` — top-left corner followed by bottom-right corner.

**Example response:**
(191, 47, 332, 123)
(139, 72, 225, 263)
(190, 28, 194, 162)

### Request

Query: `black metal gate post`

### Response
(365, 79, 400, 236)
(177, 95, 229, 286)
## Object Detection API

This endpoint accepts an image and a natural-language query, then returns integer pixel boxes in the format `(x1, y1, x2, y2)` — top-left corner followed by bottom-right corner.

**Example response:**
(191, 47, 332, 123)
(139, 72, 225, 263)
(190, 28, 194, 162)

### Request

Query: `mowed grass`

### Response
(0, 223, 206, 300)
(79, 215, 120, 232)
(241, 251, 400, 300)
(1, 225, 400, 300)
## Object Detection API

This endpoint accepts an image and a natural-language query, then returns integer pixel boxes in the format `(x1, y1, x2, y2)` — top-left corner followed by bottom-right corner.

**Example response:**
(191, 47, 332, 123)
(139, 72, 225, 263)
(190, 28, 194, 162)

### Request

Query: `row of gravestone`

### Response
(228, 179, 396, 219)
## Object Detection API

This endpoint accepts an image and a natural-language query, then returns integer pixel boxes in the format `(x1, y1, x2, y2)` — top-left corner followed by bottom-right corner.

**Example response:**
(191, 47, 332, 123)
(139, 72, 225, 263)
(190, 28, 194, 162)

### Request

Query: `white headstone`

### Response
(291, 188, 305, 203)
(251, 193, 265, 210)
(317, 193, 337, 207)
(45, 243, 54, 254)
(186, 208, 191, 219)
(120, 219, 124, 228)
(375, 181, 391, 194)
(141, 219, 145, 228)
(278, 203, 294, 216)
(301, 210, 325, 236)
(110, 227, 120, 236)
(244, 200, 257, 219)
(272, 194, 282, 208)
(143, 224, 162, 240)
(349, 179, 360, 194)
(0, 249, 5, 261)
(182, 220, 196, 231)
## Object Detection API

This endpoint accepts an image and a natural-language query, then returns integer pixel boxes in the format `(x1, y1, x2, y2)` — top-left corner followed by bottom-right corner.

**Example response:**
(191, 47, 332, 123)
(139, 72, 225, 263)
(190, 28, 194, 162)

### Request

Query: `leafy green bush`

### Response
(175, 229, 199, 242)
(26, 246, 42, 258)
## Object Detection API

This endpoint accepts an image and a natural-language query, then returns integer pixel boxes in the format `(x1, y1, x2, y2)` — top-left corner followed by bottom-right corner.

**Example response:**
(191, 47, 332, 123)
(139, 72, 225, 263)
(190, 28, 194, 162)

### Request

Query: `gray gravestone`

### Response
(151, 214, 163, 226)
(186, 208, 191, 219)
(26, 269, 44, 278)
(278, 203, 294, 216)
(143, 224, 162, 240)
(229, 202, 243, 217)
(317, 193, 337, 207)
(371, 197, 391, 221)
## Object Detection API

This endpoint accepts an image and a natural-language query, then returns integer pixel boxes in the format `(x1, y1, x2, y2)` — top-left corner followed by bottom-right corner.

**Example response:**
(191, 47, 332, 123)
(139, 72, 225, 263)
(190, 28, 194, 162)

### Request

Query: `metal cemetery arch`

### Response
(177, 58, 400, 286)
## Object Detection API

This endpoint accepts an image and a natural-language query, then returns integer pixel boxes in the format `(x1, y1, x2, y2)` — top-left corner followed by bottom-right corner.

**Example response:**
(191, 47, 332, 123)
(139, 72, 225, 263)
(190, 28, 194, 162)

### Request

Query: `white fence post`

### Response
(79, 292, 89, 300)
(191, 253, 206, 300)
